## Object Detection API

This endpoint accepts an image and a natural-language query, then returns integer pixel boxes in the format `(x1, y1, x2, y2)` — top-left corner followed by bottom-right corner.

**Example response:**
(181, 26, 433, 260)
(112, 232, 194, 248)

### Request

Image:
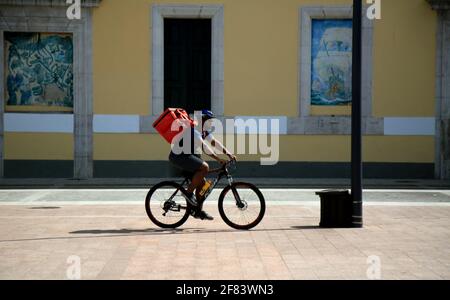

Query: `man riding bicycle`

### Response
(169, 109, 236, 221)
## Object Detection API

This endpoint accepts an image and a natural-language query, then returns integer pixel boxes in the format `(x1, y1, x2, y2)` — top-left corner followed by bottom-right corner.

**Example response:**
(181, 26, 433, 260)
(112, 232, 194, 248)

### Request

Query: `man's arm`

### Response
(202, 139, 227, 164)
(208, 136, 236, 161)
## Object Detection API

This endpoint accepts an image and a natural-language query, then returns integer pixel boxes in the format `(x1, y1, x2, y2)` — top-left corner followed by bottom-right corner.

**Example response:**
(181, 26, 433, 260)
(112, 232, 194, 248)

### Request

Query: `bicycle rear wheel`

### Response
(218, 182, 266, 230)
(145, 181, 191, 229)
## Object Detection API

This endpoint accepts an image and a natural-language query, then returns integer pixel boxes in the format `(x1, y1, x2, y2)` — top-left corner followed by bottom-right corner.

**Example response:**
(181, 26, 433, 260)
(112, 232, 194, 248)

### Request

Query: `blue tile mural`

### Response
(4, 32, 73, 108)
(311, 19, 352, 106)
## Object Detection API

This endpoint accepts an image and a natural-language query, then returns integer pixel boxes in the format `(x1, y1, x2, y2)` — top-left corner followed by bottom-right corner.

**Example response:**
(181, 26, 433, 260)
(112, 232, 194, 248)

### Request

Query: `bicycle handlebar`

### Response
(208, 160, 235, 174)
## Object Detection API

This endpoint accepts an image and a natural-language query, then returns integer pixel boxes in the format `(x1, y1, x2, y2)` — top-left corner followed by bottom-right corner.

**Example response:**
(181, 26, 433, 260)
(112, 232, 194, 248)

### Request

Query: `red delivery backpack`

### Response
(152, 108, 195, 143)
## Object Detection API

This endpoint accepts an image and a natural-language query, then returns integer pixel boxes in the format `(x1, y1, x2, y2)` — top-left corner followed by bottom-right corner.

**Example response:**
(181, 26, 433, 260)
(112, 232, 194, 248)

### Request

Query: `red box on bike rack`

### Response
(152, 108, 195, 143)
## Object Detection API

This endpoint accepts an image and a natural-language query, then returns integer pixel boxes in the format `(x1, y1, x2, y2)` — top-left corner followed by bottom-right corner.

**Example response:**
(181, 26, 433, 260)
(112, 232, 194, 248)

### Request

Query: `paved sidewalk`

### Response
(0, 189, 449, 280)
(1, 188, 450, 205)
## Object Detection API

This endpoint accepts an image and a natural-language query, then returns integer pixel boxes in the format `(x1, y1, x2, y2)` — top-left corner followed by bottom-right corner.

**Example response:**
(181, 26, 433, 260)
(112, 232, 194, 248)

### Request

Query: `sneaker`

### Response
(183, 192, 198, 207)
(193, 210, 214, 221)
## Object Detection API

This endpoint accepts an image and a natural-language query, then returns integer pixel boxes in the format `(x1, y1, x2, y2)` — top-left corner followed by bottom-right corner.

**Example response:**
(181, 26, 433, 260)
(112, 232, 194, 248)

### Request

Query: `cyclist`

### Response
(169, 109, 236, 221)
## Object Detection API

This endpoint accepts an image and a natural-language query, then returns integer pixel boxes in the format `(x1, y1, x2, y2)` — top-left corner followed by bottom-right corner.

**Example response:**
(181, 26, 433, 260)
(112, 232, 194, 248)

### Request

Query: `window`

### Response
(164, 19, 211, 113)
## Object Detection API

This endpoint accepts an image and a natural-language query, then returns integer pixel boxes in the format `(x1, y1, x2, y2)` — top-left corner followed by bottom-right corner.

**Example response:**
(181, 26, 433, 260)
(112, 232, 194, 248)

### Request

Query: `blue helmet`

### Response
(201, 109, 215, 120)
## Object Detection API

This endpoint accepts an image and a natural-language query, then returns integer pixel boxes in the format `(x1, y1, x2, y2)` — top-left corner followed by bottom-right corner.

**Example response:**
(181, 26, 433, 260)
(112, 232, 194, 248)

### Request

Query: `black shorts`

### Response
(169, 152, 204, 173)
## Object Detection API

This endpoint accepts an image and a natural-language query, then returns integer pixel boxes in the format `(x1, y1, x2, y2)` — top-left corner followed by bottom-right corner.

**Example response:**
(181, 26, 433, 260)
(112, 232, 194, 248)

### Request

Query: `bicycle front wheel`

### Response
(218, 182, 266, 230)
(145, 181, 191, 229)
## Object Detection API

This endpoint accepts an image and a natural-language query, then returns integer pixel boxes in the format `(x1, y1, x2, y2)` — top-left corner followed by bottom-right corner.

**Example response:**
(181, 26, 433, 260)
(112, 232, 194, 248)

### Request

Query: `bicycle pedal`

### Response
(172, 205, 181, 212)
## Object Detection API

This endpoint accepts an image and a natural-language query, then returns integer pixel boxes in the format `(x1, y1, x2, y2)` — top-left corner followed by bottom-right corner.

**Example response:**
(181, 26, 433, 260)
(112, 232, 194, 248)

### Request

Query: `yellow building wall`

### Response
(373, 0, 436, 117)
(92, 0, 436, 117)
(4, 132, 433, 163)
(4, 133, 74, 160)
(89, 0, 436, 164)
(93, 0, 356, 116)
(92, 0, 151, 115)
(94, 134, 434, 163)
(4, 0, 437, 164)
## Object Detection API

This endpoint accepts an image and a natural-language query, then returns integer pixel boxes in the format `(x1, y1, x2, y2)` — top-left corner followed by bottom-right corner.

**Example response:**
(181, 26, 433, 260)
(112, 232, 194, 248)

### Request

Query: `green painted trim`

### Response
(4, 160, 73, 178)
(2, 160, 434, 179)
(94, 161, 435, 179)
(94, 161, 179, 178)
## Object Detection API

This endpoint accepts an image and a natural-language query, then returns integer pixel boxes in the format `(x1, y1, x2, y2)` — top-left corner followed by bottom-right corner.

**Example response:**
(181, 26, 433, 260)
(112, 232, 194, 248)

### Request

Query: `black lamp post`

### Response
(351, 0, 363, 228)
(316, 0, 364, 228)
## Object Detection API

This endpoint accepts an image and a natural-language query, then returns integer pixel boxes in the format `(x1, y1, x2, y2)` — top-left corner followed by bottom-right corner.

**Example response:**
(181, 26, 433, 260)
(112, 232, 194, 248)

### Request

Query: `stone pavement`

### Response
(0, 189, 449, 280)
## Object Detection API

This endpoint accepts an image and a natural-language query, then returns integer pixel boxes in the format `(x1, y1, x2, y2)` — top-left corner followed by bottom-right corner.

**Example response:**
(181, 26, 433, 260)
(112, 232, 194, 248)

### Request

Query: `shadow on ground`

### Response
(69, 225, 329, 236)
(70, 228, 185, 234)
(0, 226, 342, 244)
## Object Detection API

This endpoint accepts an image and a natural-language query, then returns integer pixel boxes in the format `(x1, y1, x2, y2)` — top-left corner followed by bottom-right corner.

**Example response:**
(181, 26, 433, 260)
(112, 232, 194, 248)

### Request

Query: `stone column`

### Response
(73, 9, 94, 179)
(427, 0, 450, 179)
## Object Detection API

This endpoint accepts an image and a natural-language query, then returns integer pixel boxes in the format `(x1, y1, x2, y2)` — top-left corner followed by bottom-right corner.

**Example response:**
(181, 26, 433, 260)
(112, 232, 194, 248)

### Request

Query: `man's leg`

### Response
(193, 178, 214, 220)
(195, 182, 206, 211)
(186, 162, 209, 195)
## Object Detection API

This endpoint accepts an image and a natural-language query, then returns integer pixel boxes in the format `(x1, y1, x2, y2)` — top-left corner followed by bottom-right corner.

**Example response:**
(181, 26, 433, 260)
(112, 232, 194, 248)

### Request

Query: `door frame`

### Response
(151, 4, 224, 117)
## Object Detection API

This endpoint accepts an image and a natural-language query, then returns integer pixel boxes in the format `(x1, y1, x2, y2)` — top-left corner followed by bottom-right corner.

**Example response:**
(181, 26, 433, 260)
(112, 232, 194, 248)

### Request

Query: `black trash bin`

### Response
(315, 190, 352, 228)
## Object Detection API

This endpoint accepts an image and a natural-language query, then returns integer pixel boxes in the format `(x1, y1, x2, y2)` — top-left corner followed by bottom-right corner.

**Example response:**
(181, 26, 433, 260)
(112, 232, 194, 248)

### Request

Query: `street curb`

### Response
(0, 178, 449, 189)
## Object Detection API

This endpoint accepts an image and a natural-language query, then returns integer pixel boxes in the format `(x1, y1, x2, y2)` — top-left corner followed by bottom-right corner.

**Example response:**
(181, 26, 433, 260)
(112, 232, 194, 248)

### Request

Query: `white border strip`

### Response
(4, 114, 437, 136)
(4, 113, 73, 133)
(233, 116, 288, 135)
(384, 117, 435, 136)
(93, 115, 140, 133)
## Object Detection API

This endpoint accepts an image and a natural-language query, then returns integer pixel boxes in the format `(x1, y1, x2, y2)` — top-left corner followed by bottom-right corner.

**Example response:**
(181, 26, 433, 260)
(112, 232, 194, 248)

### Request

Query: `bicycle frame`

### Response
(180, 164, 234, 199)
(165, 162, 241, 210)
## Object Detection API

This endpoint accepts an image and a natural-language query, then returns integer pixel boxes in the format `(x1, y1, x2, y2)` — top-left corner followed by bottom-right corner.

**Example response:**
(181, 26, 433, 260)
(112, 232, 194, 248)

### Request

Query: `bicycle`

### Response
(145, 161, 266, 230)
